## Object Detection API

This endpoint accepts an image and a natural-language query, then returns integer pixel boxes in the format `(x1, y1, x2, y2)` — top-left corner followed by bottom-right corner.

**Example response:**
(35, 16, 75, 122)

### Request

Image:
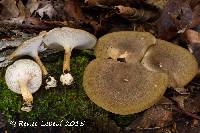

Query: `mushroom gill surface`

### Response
(83, 59, 168, 115)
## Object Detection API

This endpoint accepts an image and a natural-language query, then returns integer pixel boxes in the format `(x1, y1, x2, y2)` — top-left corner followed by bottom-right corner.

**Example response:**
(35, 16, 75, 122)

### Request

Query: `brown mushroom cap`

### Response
(141, 39, 198, 88)
(94, 31, 156, 63)
(83, 59, 168, 115)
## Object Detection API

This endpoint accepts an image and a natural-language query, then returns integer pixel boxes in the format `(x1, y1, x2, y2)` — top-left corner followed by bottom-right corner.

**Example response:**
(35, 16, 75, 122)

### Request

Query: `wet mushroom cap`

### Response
(141, 39, 198, 88)
(94, 31, 156, 62)
(5, 59, 42, 94)
(43, 27, 97, 50)
(83, 59, 168, 115)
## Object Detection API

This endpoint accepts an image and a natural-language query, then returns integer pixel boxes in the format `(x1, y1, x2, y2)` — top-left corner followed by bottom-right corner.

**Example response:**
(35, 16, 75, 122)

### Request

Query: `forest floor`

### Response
(0, 0, 200, 132)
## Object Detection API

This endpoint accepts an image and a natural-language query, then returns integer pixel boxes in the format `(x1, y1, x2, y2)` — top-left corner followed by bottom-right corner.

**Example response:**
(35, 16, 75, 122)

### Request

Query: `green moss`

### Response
(0, 50, 135, 131)
(0, 50, 110, 129)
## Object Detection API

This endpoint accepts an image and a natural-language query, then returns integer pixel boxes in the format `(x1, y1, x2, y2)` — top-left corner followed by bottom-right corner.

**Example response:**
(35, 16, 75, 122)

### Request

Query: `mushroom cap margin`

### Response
(43, 27, 97, 50)
(94, 31, 156, 63)
(83, 59, 168, 115)
(141, 39, 198, 88)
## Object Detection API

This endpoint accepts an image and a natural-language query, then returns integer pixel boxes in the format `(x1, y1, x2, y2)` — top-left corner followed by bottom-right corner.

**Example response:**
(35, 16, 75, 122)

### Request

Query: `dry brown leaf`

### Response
(36, 3, 57, 19)
(191, 4, 200, 27)
(85, 0, 127, 6)
(172, 95, 189, 109)
(115, 5, 158, 21)
(64, 0, 100, 33)
(64, 0, 87, 23)
(129, 105, 173, 129)
(0, 0, 19, 19)
(11, 0, 26, 24)
(129, 97, 173, 131)
(26, 0, 39, 15)
(184, 29, 200, 44)
(184, 93, 200, 113)
(143, 0, 169, 10)
(157, 0, 192, 40)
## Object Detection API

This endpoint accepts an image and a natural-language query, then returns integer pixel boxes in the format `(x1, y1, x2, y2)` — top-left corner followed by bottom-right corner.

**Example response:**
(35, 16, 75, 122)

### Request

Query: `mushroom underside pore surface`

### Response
(5, 59, 42, 112)
(94, 31, 156, 63)
(83, 59, 168, 115)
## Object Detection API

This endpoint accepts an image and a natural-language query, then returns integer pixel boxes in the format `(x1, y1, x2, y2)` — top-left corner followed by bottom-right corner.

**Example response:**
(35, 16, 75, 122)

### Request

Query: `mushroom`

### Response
(83, 31, 198, 115)
(83, 59, 168, 115)
(43, 27, 97, 85)
(141, 39, 198, 88)
(6, 32, 57, 89)
(5, 59, 42, 112)
(7, 32, 47, 75)
(94, 31, 156, 63)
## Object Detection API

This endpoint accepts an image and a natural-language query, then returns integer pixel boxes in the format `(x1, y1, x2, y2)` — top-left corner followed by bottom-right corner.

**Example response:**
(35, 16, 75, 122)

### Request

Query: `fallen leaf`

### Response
(64, 0, 87, 24)
(115, 5, 158, 21)
(143, 0, 169, 10)
(11, 0, 26, 24)
(0, 0, 19, 19)
(64, 0, 100, 33)
(184, 93, 200, 113)
(36, 3, 57, 19)
(129, 97, 173, 130)
(172, 95, 189, 109)
(184, 29, 200, 44)
(157, 0, 192, 40)
(191, 4, 200, 27)
(85, 0, 127, 6)
(26, 0, 39, 15)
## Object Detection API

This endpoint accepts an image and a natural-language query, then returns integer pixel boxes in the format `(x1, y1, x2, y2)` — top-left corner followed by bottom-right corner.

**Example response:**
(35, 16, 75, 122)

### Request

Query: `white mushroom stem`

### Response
(60, 48, 74, 85)
(34, 55, 48, 76)
(63, 48, 72, 73)
(18, 79, 33, 112)
(34, 54, 58, 89)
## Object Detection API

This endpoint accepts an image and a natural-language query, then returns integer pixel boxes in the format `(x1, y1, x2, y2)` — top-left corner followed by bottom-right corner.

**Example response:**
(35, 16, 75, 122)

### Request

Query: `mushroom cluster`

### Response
(4, 27, 96, 112)
(83, 31, 198, 115)
(6, 27, 97, 88)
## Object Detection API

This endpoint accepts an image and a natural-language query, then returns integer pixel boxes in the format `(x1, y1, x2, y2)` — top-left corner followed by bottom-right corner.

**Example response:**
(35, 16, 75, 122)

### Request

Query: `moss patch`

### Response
(0, 50, 134, 131)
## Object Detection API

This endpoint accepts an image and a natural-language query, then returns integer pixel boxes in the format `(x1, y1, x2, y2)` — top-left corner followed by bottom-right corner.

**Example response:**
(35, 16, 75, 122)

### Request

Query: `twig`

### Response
(0, 19, 77, 32)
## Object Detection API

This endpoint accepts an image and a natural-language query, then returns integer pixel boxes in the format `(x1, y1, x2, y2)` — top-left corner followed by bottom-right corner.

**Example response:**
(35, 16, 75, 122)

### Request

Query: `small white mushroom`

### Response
(6, 32, 57, 89)
(5, 59, 42, 112)
(43, 27, 97, 85)
(7, 32, 48, 75)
